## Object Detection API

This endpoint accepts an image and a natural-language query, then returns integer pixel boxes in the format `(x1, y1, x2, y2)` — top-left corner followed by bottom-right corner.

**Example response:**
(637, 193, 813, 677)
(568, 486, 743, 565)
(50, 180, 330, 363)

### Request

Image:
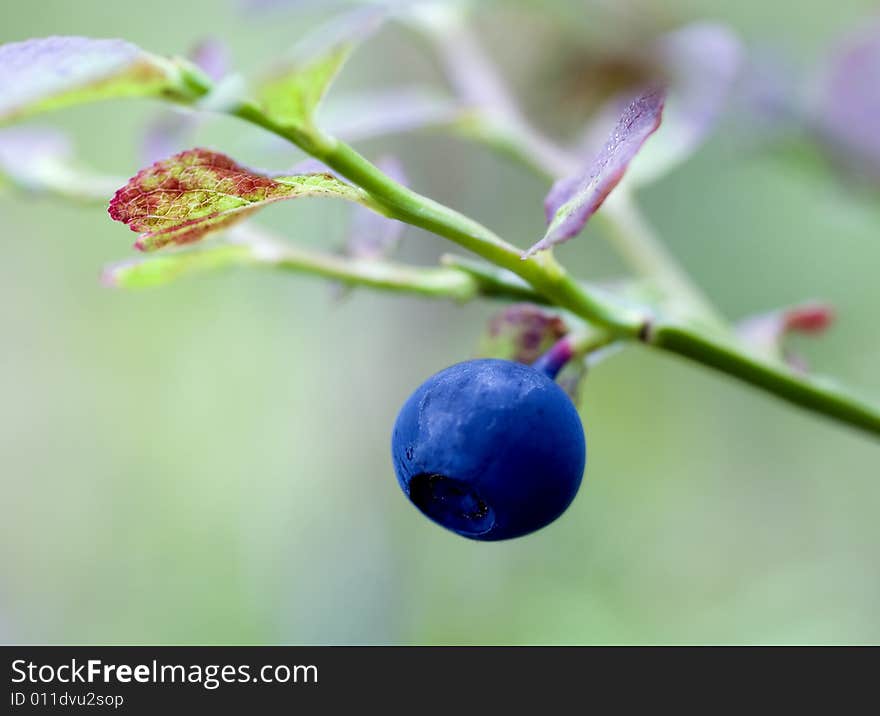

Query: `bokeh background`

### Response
(2, 0, 879, 645)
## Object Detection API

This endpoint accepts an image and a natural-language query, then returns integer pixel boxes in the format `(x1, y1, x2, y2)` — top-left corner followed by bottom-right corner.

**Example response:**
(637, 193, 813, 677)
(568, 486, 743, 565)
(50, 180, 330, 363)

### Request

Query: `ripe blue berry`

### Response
(391, 359, 586, 541)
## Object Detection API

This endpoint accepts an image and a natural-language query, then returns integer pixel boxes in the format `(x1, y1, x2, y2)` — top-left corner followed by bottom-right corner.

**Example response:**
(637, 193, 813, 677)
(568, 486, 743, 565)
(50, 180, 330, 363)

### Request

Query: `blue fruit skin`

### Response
(391, 359, 586, 541)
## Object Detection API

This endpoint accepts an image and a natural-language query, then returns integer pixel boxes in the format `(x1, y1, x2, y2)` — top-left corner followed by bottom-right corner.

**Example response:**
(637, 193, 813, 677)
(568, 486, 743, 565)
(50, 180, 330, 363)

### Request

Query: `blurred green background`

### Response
(2, 0, 879, 645)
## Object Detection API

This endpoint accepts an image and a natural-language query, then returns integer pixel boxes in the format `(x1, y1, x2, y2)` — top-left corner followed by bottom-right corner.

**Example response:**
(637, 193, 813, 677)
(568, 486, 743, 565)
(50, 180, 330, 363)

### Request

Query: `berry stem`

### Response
(532, 338, 575, 379)
(533, 329, 616, 379)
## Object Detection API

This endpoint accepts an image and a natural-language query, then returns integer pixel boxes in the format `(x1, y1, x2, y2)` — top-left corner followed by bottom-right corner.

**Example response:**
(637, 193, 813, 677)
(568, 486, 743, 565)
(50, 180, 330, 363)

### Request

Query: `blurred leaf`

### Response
(478, 303, 568, 365)
(525, 87, 665, 257)
(0, 125, 71, 187)
(109, 148, 369, 251)
(0, 37, 194, 124)
(253, 8, 384, 130)
(737, 303, 835, 372)
(0, 125, 120, 202)
(321, 87, 462, 142)
(103, 243, 256, 288)
(625, 23, 743, 186)
(813, 18, 880, 183)
(189, 38, 230, 83)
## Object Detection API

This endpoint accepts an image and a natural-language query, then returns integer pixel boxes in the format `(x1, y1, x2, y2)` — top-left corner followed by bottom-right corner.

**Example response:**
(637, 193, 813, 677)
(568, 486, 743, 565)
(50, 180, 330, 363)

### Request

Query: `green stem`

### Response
(649, 321, 880, 435)
(108, 224, 548, 304)
(229, 99, 645, 335)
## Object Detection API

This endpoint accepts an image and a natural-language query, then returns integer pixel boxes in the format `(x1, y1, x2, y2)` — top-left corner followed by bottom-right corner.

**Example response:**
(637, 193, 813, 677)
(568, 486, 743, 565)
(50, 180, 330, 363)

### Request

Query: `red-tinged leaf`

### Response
(0, 37, 190, 123)
(525, 87, 665, 257)
(737, 303, 835, 371)
(108, 148, 369, 251)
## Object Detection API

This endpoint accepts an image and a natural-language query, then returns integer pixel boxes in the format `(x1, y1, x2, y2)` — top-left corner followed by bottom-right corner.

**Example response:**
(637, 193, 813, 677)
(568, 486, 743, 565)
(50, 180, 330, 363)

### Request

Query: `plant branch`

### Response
(648, 320, 880, 435)
(209, 78, 880, 438)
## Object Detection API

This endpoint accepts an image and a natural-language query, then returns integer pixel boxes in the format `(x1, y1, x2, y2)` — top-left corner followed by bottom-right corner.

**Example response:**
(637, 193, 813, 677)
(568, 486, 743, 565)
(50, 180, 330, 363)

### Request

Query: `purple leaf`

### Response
(0, 126, 71, 182)
(0, 37, 183, 123)
(814, 18, 880, 181)
(526, 87, 665, 257)
(189, 38, 230, 83)
(572, 23, 742, 186)
(630, 22, 742, 184)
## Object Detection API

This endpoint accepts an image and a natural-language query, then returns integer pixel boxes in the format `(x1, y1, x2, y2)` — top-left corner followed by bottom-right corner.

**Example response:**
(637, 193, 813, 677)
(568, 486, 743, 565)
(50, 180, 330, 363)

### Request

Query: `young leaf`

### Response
(479, 303, 569, 365)
(0, 37, 196, 124)
(253, 8, 384, 131)
(525, 87, 665, 257)
(108, 148, 370, 251)
(737, 303, 835, 372)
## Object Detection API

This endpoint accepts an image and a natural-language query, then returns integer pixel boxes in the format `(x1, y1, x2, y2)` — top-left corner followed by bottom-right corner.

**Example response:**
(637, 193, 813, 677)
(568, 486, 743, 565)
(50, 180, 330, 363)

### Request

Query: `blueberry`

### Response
(391, 359, 586, 541)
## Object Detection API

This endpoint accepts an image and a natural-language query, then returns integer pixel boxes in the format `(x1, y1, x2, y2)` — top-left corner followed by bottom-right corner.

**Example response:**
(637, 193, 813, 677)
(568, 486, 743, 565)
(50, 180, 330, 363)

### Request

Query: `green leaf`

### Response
(252, 9, 384, 131)
(103, 244, 255, 288)
(108, 148, 370, 251)
(0, 37, 199, 124)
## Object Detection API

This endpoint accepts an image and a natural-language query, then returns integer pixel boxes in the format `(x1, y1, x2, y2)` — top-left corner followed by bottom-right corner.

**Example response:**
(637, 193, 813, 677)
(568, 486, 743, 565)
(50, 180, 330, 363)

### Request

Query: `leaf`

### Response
(0, 125, 72, 186)
(479, 303, 569, 365)
(736, 303, 835, 372)
(570, 23, 742, 188)
(188, 38, 230, 83)
(525, 87, 665, 257)
(103, 244, 256, 288)
(253, 8, 384, 130)
(0, 37, 193, 124)
(320, 87, 462, 142)
(813, 18, 880, 182)
(625, 22, 743, 186)
(108, 148, 369, 251)
(0, 125, 121, 201)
